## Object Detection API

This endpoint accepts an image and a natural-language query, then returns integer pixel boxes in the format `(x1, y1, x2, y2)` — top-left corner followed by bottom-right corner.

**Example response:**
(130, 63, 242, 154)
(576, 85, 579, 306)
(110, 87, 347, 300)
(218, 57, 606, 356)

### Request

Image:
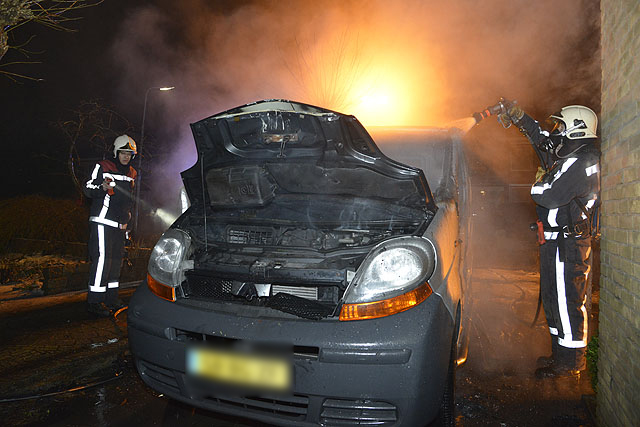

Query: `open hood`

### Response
(181, 100, 437, 232)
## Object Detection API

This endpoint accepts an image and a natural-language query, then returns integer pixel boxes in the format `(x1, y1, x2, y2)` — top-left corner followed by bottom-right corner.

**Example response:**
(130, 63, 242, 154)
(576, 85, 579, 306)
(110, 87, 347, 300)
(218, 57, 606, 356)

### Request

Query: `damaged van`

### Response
(128, 99, 472, 426)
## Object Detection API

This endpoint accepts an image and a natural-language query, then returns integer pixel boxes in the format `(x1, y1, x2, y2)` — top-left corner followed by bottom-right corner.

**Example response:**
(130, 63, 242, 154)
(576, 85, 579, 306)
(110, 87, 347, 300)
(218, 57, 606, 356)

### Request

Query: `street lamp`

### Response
(134, 86, 175, 235)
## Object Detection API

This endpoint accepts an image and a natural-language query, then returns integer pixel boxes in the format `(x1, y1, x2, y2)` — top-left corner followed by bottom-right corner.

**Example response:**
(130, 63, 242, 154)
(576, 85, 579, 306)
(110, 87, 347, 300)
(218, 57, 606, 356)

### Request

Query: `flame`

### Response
(348, 70, 409, 126)
(289, 30, 444, 127)
(345, 60, 441, 127)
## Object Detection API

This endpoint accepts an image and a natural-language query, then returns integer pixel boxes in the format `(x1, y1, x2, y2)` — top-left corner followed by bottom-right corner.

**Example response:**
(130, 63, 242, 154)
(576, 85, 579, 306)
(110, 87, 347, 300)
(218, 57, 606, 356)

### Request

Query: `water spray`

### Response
(109, 183, 178, 241)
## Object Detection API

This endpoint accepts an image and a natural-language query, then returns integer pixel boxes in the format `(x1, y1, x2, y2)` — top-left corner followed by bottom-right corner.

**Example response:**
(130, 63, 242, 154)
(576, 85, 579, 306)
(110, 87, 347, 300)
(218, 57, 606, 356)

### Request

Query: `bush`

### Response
(0, 196, 89, 250)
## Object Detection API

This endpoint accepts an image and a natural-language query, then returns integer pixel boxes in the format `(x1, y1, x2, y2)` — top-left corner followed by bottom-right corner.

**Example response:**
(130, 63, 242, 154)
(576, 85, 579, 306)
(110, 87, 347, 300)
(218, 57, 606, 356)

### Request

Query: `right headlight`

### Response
(147, 228, 192, 301)
(340, 236, 437, 321)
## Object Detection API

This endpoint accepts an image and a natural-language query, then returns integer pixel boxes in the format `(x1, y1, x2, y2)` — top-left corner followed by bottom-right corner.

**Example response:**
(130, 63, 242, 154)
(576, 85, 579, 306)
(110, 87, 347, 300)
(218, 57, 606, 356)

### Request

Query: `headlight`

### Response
(340, 236, 436, 321)
(147, 228, 192, 301)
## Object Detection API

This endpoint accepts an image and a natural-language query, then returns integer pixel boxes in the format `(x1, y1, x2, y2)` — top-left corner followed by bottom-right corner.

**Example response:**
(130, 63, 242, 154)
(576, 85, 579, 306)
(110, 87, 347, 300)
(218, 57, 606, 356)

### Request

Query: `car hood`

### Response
(181, 100, 437, 233)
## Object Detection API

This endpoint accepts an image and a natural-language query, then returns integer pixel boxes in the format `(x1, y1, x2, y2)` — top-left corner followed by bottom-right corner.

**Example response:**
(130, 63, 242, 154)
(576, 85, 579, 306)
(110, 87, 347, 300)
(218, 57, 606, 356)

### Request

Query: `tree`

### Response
(0, 0, 102, 81)
(57, 100, 134, 199)
(285, 30, 371, 113)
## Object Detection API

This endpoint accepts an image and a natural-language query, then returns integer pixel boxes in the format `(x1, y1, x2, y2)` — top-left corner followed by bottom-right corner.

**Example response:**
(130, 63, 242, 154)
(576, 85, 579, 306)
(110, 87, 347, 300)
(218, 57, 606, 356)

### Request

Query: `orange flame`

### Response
(288, 30, 444, 127)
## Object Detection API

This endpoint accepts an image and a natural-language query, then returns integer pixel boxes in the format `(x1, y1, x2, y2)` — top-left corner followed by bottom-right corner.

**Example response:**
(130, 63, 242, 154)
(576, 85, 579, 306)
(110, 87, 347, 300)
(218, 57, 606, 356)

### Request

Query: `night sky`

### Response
(1, 0, 601, 205)
(1, 0, 169, 199)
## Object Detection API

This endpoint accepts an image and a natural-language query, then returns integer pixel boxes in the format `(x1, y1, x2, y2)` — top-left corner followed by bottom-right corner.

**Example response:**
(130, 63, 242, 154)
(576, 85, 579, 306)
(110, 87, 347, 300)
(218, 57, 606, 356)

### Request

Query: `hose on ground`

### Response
(0, 371, 125, 403)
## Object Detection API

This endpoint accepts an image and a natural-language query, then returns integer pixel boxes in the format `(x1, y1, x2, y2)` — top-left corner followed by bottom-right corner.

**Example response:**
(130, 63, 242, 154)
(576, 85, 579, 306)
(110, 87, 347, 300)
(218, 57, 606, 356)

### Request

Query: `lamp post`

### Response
(133, 86, 175, 236)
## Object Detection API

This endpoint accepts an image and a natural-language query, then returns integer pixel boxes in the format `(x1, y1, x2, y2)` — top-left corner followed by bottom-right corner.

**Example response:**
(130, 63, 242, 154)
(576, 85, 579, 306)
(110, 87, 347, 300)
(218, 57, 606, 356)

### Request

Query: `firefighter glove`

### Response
(102, 179, 116, 191)
(507, 105, 524, 123)
(498, 113, 512, 128)
(535, 166, 547, 182)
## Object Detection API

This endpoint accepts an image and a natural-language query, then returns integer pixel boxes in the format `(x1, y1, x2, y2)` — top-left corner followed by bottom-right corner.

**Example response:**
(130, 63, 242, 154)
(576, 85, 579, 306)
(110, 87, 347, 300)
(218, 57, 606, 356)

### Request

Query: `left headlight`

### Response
(147, 228, 192, 301)
(340, 236, 436, 321)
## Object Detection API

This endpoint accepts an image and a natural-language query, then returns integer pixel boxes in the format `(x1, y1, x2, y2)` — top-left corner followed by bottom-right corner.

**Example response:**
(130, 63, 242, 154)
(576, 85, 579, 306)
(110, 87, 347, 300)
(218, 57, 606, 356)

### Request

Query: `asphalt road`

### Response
(0, 268, 596, 426)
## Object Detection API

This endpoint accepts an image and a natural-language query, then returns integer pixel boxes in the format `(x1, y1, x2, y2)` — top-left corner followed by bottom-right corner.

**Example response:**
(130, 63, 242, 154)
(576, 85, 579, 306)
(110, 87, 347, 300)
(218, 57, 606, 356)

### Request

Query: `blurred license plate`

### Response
(186, 347, 291, 391)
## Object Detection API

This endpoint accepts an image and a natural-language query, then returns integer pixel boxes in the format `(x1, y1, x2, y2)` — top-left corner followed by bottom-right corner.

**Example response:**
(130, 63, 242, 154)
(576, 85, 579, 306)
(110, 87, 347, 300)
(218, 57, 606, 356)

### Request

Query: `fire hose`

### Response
(473, 97, 551, 171)
(473, 98, 549, 328)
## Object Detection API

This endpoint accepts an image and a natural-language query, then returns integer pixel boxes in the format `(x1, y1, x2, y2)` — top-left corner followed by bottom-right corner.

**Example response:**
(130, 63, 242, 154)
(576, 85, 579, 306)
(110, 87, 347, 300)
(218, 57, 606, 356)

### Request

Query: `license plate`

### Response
(186, 346, 292, 391)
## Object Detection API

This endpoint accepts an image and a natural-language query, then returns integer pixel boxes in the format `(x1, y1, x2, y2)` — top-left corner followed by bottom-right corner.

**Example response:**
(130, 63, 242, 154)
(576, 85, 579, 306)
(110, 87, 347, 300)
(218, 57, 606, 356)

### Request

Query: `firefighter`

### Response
(84, 135, 138, 317)
(502, 104, 600, 378)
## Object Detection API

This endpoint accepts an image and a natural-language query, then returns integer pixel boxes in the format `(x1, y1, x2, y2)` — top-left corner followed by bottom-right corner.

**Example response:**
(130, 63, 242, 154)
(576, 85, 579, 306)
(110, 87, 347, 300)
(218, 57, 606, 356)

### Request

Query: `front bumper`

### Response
(128, 283, 454, 426)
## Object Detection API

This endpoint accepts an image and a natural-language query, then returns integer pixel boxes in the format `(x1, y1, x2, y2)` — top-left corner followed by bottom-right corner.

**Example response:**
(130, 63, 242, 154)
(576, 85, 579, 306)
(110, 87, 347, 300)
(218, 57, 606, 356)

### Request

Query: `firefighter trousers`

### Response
(87, 222, 125, 304)
(539, 236, 592, 369)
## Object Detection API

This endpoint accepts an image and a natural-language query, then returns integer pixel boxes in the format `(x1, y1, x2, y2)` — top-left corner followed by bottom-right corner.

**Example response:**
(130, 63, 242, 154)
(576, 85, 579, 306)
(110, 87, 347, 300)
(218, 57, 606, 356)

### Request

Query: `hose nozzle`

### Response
(473, 97, 516, 125)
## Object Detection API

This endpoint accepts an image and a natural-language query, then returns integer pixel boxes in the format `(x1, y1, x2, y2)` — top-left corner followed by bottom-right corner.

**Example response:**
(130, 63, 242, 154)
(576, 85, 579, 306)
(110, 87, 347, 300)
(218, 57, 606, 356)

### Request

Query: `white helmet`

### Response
(547, 105, 597, 140)
(113, 134, 137, 158)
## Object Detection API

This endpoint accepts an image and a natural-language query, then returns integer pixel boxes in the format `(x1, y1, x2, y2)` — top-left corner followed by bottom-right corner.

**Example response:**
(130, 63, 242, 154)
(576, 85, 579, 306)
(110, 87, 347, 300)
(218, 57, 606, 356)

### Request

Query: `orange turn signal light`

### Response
(339, 282, 432, 321)
(147, 273, 176, 302)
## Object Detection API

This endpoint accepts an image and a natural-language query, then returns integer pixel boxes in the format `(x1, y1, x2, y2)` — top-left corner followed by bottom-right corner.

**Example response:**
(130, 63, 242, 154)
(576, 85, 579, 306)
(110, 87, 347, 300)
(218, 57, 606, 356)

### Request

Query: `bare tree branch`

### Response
(57, 100, 134, 199)
(0, 0, 103, 80)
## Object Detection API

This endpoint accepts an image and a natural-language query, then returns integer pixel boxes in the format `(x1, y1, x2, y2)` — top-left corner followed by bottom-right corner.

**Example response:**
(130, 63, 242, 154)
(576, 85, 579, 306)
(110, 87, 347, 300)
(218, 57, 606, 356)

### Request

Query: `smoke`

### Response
(111, 4, 594, 147)
(107, 0, 599, 242)
(110, 0, 600, 119)
(106, 0, 600, 231)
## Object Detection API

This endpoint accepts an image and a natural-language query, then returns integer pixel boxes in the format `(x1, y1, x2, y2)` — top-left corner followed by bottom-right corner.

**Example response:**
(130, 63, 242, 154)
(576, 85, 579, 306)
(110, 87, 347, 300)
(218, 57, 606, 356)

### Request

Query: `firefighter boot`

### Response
(87, 302, 112, 318)
(106, 298, 126, 312)
(535, 346, 586, 379)
(105, 288, 125, 312)
(536, 335, 559, 368)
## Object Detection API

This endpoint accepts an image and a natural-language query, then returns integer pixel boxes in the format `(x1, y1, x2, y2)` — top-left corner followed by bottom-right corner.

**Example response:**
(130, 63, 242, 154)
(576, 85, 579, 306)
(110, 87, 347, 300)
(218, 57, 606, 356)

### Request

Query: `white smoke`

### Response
(107, 0, 600, 230)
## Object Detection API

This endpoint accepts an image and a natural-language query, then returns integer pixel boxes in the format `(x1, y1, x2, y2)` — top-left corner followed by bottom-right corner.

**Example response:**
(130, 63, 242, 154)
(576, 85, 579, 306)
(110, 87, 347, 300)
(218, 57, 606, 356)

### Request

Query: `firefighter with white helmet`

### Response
(502, 102, 600, 378)
(84, 135, 138, 317)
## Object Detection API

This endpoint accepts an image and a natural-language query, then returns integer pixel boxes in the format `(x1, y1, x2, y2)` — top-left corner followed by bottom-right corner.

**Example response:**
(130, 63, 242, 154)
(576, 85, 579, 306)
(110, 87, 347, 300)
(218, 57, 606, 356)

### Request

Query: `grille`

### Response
(202, 393, 309, 420)
(184, 275, 235, 300)
(272, 284, 318, 300)
(321, 399, 398, 425)
(227, 226, 274, 245)
(183, 274, 339, 320)
(137, 359, 180, 394)
(266, 293, 334, 320)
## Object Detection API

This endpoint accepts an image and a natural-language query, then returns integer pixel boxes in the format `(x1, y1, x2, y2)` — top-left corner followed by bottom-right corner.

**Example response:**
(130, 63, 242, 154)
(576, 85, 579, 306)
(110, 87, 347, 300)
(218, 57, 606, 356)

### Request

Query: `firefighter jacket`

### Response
(84, 159, 137, 229)
(517, 114, 600, 242)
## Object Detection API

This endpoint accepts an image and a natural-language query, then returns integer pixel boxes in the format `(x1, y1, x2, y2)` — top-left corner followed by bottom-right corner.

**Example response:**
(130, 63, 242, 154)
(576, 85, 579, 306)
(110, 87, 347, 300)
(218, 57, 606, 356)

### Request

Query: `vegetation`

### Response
(0, 0, 102, 81)
(586, 334, 598, 392)
(0, 195, 88, 250)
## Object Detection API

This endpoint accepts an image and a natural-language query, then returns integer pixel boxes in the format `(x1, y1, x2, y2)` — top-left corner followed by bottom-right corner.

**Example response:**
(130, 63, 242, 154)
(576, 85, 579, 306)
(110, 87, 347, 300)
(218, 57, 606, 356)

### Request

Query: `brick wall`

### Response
(598, 2, 640, 426)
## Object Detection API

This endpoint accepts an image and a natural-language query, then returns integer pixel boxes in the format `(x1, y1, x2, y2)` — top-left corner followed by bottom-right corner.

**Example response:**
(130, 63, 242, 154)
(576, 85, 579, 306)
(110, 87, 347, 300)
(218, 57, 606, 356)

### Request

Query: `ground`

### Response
(0, 253, 86, 299)
(456, 268, 596, 426)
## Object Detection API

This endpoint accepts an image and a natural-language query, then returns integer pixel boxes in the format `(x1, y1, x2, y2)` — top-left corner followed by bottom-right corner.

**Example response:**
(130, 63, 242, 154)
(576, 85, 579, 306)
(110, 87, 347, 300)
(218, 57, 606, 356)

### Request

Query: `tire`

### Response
(430, 332, 457, 427)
